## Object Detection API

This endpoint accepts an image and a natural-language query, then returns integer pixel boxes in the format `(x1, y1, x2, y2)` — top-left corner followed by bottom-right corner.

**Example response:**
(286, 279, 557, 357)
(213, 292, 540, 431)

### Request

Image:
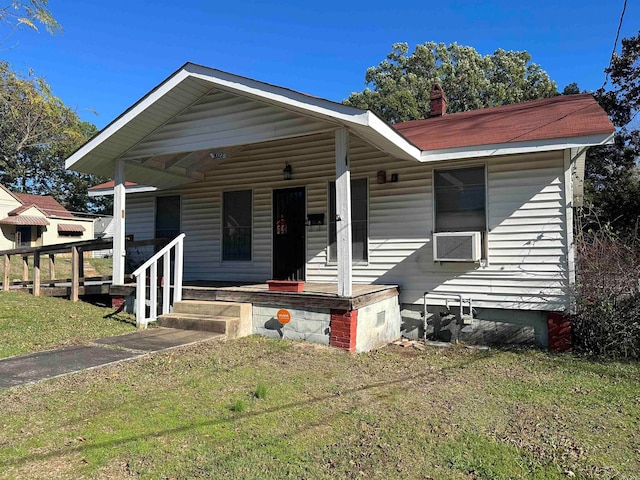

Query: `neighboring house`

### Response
(0, 185, 94, 249)
(92, 215, 114, 258)
(66, 63, 614, 348)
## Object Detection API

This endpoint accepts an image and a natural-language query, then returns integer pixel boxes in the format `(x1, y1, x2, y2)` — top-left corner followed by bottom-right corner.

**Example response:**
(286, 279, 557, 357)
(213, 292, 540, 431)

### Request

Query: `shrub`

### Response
(572, 226, 640, 359)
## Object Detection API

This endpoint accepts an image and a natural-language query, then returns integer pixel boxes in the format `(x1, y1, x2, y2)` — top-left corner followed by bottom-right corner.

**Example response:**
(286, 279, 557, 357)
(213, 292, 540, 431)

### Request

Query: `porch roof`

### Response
(0, 215, 50, 226)
(65, 63, 422, 189)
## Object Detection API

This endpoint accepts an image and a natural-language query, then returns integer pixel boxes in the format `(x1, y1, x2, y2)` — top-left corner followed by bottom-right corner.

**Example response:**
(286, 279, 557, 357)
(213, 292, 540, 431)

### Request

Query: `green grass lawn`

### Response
(1, 335, 638, 479)
(0, 291, 135, 358)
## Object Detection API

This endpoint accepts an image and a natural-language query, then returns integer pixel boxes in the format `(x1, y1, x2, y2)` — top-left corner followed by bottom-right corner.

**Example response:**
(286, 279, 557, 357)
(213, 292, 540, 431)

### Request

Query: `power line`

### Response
(601, 0, 628, 90)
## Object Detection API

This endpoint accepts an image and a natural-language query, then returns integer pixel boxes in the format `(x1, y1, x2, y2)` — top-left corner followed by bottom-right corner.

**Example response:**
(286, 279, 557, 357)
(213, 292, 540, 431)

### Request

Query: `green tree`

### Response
(345, 42, 558, 123)
(561, 83, 581, 95)
(1, 1, 60, 35)
(0, 61, 110, 213)
(584, 30, 640, 238)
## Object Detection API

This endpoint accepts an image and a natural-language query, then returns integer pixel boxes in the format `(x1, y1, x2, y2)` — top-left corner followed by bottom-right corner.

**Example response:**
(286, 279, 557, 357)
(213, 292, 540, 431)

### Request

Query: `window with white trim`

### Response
(222, 190, 252, 261)
(434, 166, 486, 232)
(328, 178, 368, 262)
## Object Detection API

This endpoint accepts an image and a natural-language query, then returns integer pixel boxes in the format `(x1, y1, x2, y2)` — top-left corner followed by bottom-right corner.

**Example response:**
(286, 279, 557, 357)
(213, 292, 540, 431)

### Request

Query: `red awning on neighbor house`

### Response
(57, 224, 86, 233)
(0, 216, 50, 226)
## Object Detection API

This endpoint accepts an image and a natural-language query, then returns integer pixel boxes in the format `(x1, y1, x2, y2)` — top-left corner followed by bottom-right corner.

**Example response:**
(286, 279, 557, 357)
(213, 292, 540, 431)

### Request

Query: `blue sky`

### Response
(3, 0, 637, 129)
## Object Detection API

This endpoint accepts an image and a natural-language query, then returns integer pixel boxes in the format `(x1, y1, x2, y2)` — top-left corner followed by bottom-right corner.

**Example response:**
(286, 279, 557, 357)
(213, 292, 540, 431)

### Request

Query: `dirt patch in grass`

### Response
(0, 337, 638, 479)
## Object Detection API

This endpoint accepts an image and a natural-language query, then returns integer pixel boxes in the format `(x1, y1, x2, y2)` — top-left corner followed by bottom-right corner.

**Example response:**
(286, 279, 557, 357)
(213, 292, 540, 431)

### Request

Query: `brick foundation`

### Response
(330, 309, 358, 352)
(111, 295, 126, 311)
(548, 312, 571, 352)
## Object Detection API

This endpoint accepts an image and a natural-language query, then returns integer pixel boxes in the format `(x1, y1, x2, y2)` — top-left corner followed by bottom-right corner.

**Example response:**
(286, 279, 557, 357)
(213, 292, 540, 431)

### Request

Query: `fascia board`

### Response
(418, 132, 615, 163)
(184, 64, 370, 125)
(65, 69, 192, 170)
(186, 66, 422, 161)
(66, 63, 423, 173)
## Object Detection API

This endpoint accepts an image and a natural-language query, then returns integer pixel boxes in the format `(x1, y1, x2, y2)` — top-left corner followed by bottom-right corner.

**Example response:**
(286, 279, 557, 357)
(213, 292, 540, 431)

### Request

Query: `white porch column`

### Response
(112, 159, 126, 285)
(335, 127, 352, 297)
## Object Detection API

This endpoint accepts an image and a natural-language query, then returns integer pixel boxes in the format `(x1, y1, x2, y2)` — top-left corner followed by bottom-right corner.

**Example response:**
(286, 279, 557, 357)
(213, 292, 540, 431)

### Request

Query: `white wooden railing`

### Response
(131, 233, 185, 328)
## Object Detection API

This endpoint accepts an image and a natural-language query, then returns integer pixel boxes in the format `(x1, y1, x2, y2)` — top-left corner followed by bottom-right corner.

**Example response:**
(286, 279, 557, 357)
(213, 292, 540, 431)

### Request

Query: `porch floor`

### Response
(180, 282, 400, 310)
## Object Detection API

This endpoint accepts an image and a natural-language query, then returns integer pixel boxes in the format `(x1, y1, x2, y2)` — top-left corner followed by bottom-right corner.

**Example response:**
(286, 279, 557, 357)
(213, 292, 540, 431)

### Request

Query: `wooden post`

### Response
(78, 248, 85, 287)
(22, 255, 29, 282)
(33, 252, 40, 297)
(71, 245, 79, 301)
(113, 159, 126, 285)
(49, 254, 55, 280)
(3, 254, 10, 291)
(335, 127, 352, 297)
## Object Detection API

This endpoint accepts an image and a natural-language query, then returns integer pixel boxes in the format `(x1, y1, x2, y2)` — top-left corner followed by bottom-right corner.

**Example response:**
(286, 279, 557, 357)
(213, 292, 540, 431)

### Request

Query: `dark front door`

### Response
(273, 187, 305, 280)
(16, 226, 32, 247)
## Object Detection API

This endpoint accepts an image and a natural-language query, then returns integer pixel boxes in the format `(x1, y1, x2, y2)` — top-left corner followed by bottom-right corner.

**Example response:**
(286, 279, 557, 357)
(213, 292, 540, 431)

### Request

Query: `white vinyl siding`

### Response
(124, 132, 570, 311)
(328, 178, 368, 262)
(122, 89, 335, 161)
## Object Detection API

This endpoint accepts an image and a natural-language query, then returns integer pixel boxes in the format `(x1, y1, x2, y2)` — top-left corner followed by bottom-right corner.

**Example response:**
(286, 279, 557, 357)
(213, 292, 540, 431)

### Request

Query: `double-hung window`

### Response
(434, 166, 486, 232)
(222, 190, 252, 261)
(328, 178, 368, 262)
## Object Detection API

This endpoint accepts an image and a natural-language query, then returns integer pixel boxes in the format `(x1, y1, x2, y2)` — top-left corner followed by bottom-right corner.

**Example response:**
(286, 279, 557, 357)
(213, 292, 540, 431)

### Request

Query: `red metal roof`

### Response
(393, 94, 614, 151)
(13, 193, 75, 218)
(0, 215, 50, 226)
(8, 204, 44, 216)
(58, 223, 86, 233)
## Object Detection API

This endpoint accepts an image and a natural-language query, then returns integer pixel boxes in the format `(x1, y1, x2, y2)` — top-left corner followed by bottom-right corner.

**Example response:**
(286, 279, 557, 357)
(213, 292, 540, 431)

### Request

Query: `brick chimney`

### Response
(429, 84, 447, 117)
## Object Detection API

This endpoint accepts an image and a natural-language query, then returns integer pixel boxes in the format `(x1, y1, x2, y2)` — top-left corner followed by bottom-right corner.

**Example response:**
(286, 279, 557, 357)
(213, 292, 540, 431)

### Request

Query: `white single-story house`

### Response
(66, 63, 614, 351)
(0, 185, 94, 249)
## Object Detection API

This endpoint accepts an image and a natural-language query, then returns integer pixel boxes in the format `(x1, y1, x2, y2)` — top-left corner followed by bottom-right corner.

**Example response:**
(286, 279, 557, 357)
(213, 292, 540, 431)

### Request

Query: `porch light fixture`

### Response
(283, 162, 292, 180)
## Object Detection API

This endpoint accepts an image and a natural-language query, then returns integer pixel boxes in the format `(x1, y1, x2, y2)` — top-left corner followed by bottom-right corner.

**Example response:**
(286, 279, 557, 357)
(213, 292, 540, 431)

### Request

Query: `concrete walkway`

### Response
(0, 328, 223, 389)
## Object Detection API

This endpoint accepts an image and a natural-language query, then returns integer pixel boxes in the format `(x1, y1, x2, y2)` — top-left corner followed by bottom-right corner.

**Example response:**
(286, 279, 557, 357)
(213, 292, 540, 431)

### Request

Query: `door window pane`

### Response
(223, 190, 252, 261)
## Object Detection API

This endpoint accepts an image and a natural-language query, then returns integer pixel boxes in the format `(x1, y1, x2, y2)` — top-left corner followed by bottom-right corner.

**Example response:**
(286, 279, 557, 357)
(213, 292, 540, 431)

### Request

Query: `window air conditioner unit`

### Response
(433, 232, 482, 262)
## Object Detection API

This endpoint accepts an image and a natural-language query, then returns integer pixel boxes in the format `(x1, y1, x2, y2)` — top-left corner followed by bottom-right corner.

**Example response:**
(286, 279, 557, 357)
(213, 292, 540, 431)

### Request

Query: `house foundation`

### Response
(181, 282, 401, 352)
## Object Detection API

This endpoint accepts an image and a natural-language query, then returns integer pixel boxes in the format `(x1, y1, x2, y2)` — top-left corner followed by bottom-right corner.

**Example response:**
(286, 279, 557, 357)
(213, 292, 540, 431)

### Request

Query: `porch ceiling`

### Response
(65, 63, 422, 189)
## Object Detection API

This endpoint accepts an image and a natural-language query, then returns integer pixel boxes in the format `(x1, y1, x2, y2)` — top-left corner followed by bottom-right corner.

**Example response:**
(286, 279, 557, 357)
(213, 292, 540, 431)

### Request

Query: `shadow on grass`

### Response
(102, 303, 136, 327)
(0, 348, 496, 469)
(106, 314, 137, 327)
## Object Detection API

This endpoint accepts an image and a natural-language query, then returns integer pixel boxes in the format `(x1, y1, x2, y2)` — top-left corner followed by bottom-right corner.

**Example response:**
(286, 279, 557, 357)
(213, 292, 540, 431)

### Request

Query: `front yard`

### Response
(1, 326, 638, 478)
(0, 291, 135, 359)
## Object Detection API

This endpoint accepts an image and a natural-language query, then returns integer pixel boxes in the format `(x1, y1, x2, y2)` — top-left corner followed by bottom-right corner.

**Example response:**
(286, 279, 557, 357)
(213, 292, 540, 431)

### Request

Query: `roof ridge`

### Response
(394, 94, 596, 127)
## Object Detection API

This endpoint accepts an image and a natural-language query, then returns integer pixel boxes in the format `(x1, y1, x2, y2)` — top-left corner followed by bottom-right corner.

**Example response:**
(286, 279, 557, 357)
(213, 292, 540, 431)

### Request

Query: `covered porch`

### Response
(64, 64, 418, 351)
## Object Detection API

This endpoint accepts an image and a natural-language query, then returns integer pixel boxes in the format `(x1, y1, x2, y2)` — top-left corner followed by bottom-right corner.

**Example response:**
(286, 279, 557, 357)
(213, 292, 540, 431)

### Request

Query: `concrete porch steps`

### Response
(157, 300, 252, 339)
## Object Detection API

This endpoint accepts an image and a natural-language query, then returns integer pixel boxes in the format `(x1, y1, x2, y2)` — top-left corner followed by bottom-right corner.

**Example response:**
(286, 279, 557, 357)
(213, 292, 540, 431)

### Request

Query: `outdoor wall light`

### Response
(283, 162, 293, 180)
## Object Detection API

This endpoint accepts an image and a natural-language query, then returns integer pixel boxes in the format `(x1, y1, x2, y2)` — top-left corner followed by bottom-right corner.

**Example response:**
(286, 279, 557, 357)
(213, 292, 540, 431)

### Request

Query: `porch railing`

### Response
(131, 233, 185, 328)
